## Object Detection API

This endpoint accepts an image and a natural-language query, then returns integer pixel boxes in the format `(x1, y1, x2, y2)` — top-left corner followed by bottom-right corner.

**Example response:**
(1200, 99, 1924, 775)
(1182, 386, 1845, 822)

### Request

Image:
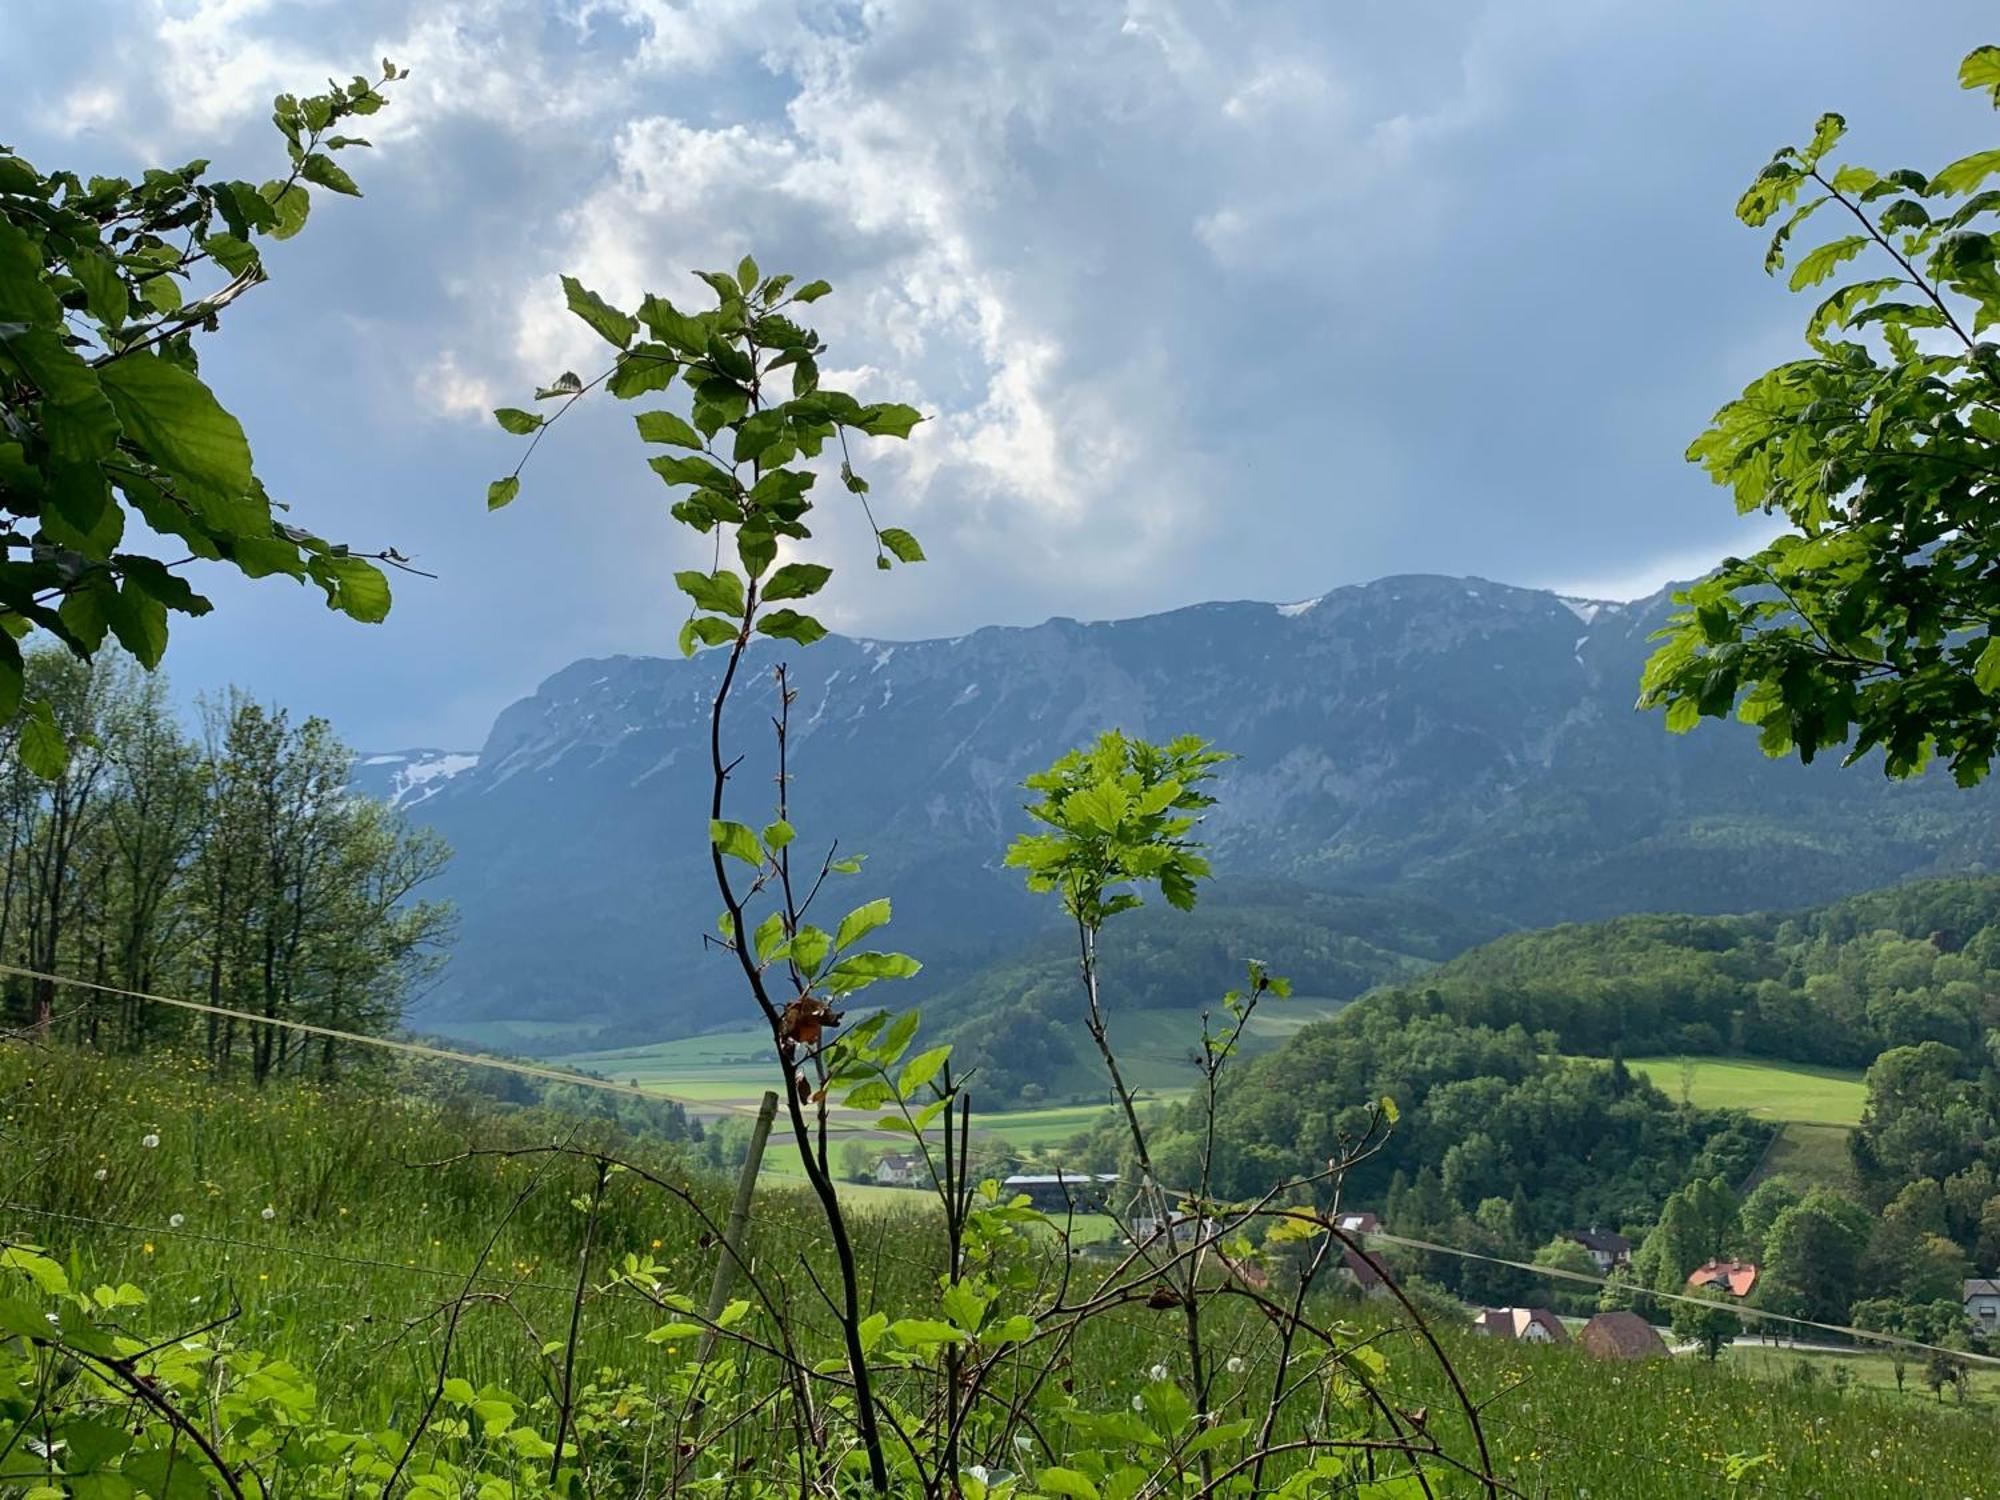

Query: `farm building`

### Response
(1478, 1307, 1568, 1344)
(1001, 1172, 1119, 1213)
(1578, 1312, 1669, 1360)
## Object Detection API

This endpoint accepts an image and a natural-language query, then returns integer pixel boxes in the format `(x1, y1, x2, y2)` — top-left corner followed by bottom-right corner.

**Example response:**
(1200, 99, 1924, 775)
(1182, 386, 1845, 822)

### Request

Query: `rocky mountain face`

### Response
(374, 574, 1999, 1042)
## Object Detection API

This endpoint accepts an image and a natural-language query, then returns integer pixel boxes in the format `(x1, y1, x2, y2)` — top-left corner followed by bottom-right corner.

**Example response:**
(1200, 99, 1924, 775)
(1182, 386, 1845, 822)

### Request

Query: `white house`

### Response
(873, 1152, 924, 1188)
(1964, 1277, 2000, 1331)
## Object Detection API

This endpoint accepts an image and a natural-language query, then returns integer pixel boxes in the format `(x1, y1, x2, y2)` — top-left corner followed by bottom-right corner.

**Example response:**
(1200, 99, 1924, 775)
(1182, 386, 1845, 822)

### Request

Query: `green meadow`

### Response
(6, 1042, 1999, 1498)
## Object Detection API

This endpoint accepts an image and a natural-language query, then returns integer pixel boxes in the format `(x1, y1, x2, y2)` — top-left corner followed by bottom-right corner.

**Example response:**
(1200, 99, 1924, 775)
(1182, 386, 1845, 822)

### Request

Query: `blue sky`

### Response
(5, 0, 1994, 747)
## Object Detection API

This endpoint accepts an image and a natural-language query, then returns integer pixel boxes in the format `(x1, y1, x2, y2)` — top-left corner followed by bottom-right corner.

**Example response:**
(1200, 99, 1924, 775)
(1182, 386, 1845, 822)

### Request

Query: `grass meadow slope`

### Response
(5, 1043, 2000, 1496)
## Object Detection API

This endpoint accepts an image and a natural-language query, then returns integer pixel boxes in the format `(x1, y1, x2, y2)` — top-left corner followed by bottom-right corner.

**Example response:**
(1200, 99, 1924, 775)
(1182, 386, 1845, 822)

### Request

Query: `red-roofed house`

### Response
(1686, 1258, 1758, 1299)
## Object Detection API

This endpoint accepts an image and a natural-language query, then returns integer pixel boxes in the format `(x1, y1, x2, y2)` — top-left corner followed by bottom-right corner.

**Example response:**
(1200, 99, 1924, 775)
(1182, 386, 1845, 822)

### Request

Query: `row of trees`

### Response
(0, 650, 451, 1077)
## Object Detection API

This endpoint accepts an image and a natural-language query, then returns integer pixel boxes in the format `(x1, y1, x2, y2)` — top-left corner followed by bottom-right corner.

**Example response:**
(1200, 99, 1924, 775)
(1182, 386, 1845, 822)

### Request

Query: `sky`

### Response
(5, 0, 1995, 748)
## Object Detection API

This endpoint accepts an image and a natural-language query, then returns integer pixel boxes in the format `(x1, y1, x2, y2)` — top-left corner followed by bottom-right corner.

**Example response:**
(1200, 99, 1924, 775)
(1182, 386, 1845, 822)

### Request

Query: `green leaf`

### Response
(1932, 148, 2000, 197)
(841, 1078, 896, 1111)
(607, 345, 678, 399)
(763, 563, 832, 602)
(649, 453, 735, 489)
(487, 476, 521, 510)
(887, 1317, 967, 1348)
(879, 527, 925, 564)
(763, 819, 795, 850)
(854, 402, 923, 438)
(858, 1311, 888, 1353)
(753, 911, 786, 961)
(260, 179, 311, 239)
(1039, 1469, 1100, 1500)
(1786, 235, 1869, 291)
(638, 296, 709, 354)
(100, 578, 168, 668)
(4, 330, 118, 465)
(835, 898, 891, 950)
(1976, 636, 2000, 695)
(736, 254, 760, 292)
(18, 700, 67, 780)
(560, 274, 636, 349)
(793, 279, 832, 303)
(788, 926, 831, 974)
(202, 232, 259, 276)
(757, 608, 826, 646)
(709, 819, 761, 866)
(97, 354, 253, 499)
(315, 555, 392, 623)
(733, 409, 788, 464)
(493, 407, 543, 435)
(69, 251, 129, 327)
(1802, 112, 1846, 167)
(1961, 44, 2000, 103)
(636, 410, 704, 448)
(677, 616, 736, 655)
(674, 569, 746, 616)
(898, 1045, 950, 1097)
(823, 950, 922, 993)
(299, 152, 361, 196)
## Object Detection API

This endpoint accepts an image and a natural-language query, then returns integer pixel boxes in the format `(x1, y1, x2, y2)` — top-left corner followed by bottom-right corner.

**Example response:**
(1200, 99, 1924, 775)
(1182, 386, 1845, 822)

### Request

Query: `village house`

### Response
(1478, 1307, 1568, 1344)
(1686, 1258, 1758, 1299)
(1335, 1242, 1387, 1294)
(1965, 1277, 2000, 1332)
(1562, 1227, 1632, 1272)
(1334, 1211, 1381, 1237)
(1126, 1208, 1220, 1250)
(872, 1152, 924, 1188)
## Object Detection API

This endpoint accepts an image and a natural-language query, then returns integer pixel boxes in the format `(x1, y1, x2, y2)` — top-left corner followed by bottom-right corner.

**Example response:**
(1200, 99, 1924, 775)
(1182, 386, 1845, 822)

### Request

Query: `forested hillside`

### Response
(376, 574, 2000, 1041)
(1359, 876, 2000, 1068)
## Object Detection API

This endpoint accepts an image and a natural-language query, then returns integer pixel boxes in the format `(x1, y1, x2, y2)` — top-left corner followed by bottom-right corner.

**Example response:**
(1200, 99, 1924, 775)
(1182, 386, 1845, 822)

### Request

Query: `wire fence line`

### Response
(0, 960, 879, 1129)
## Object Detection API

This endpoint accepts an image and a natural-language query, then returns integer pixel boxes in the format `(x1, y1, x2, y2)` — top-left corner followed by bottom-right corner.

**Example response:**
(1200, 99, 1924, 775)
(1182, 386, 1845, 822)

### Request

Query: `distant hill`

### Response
(1350, 874, 2000, 1070)
(360, 572, 2000, 1045)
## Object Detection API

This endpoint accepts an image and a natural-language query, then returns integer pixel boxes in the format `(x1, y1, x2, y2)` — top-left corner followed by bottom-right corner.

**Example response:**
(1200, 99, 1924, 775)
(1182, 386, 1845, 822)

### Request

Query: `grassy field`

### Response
(1607, 1054, 1867, 1193)
(1721, 1341, 2000, 1403)
(550, 1018, 1203, 1160)
(6, 1042, 2000, 1496)
(1623, 1055, 1867, 1126)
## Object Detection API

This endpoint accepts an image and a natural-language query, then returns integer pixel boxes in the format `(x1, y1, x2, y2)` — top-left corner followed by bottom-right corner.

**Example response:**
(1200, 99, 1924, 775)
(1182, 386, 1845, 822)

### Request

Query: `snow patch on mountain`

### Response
(353, 750, 480, 809)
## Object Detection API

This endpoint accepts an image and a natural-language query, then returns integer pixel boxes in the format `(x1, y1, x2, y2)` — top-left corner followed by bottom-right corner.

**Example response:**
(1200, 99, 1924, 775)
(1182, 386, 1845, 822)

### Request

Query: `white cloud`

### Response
(420, 351, 500, 423)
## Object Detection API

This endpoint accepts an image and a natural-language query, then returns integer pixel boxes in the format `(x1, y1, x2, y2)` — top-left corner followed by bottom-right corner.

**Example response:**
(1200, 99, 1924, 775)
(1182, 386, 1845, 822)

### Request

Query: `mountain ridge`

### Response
(367, 570, 2000, 1045)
